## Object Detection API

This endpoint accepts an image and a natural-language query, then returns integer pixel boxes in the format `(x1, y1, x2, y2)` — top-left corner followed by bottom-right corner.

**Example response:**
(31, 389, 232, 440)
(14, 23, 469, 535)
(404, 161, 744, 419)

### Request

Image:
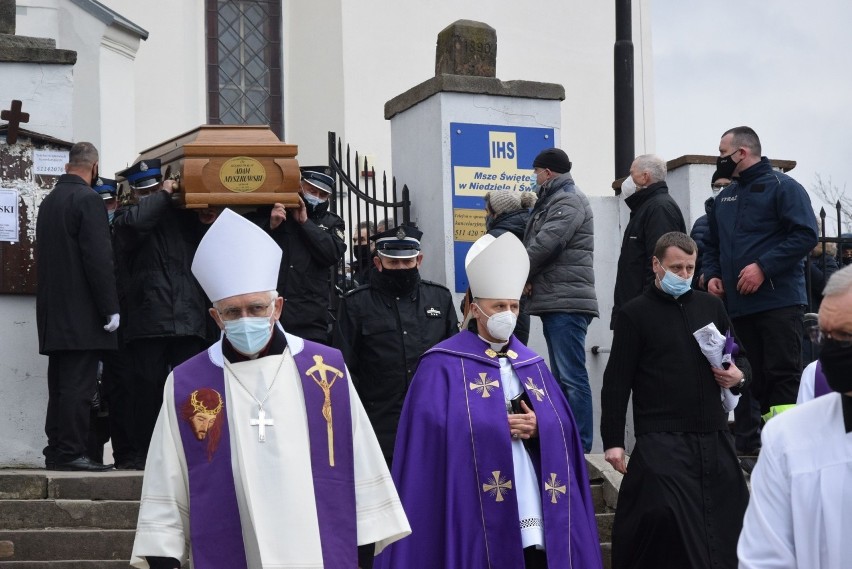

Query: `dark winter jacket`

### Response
(690, 196, 716, 288)
(333, 275, 457, 462)
(807, 250, 839, 310)
(36, 174, 119, 353)
(703, 158, 819, 318)
(523, 172, 598, 316)
(253, 200, 346, 343)
(611, 181, 686, 329)
(112, 191, 210, 343)
(601, 285, 751, 450)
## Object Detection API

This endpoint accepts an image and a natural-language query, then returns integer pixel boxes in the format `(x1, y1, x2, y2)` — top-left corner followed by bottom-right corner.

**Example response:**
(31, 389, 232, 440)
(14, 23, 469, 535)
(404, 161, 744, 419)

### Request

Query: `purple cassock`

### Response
(376, 330, 602, 569)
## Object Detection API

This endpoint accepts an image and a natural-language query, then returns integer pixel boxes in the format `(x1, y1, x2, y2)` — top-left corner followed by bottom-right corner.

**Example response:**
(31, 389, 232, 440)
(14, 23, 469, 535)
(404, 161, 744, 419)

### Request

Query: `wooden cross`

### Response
(249, 406, 274, 442)
(545, 473, 567, 504)
(482, 470, 513, 502)
(1, 100, 30, 145)
(469, 373, 499, 398)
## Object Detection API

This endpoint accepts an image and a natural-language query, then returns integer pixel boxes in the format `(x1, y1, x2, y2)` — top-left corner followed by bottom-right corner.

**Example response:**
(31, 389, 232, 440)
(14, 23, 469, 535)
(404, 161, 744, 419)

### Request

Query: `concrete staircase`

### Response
(0, 462, 616, 567)
(0, 470, 143, 567)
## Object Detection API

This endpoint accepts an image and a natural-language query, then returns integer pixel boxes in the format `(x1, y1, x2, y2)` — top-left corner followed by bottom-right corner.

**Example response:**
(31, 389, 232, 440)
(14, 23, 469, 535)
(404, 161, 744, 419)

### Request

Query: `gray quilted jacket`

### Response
(522, 172, 599, 316)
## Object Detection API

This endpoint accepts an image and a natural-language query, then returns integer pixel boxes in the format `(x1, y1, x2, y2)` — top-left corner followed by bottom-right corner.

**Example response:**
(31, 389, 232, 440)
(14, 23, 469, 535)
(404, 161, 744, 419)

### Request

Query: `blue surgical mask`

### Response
(528, 173, 538, 193)
(302, 192, 325, 207)
(223, 316, 273, 355)
(659, 267, 692, 297)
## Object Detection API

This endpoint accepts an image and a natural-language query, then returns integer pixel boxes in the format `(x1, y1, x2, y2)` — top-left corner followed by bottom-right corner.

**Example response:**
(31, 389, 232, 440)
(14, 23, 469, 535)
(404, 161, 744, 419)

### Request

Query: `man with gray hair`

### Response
(36, 142, 120, 471)
(611, 154, 686, 329)
(738, 264, 852, 568)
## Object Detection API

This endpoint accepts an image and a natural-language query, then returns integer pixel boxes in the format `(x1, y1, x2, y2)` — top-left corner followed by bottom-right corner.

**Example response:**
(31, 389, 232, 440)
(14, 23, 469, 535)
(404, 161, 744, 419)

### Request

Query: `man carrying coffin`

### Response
(130, 209, 410, 569)
(376, 232, 601, 569)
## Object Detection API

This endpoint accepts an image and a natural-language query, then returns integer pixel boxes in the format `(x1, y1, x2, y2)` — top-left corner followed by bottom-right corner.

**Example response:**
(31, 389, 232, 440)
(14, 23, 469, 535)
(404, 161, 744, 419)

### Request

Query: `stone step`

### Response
(596, 512, 614, 543)
(601, 542, 612, 569)
(0, 500, 139, 530)
(0, 471, 143, 501)
(589, 482, 606, 513)
(0, 529, 134, 561)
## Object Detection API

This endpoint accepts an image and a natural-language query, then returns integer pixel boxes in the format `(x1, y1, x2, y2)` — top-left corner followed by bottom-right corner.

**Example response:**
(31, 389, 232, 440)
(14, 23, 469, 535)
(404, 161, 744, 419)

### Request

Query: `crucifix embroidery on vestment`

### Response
(305, 354, 344, 466)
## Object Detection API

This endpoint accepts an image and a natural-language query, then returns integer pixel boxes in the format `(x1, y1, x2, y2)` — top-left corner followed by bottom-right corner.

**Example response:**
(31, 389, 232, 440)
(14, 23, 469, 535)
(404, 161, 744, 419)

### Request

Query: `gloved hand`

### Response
(104, 313, 120, 332)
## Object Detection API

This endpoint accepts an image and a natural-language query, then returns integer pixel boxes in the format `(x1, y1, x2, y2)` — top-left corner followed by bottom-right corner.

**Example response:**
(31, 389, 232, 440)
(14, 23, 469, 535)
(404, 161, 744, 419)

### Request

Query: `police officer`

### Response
(255, 167, 346, 344)
(333, 225, 458, 464)
(112, 159, 216, 468)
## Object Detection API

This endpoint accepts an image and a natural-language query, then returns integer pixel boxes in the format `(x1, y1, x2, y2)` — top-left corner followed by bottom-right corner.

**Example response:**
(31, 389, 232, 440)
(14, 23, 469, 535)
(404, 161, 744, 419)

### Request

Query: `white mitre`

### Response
(465, 232, 530, 300)
(191, 208, 282, 302)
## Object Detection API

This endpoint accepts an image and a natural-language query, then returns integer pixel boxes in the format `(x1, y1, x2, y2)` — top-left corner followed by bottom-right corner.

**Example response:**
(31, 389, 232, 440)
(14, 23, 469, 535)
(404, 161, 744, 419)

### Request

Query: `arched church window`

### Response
(206, 0, 283, 138)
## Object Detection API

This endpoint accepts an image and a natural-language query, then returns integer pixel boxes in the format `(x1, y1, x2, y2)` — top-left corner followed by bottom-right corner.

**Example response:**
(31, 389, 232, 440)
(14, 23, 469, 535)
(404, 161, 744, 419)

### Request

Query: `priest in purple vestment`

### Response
(376, 232, 602, 569)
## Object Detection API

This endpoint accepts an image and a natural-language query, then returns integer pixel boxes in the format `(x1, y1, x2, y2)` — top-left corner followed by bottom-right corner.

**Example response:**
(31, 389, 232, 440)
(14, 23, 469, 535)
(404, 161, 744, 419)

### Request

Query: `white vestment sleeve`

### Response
(348, 371, 411, 551)
(130, 374, 190, 568)
(796, 361, 817, 404)
(737, 419, 796, 569)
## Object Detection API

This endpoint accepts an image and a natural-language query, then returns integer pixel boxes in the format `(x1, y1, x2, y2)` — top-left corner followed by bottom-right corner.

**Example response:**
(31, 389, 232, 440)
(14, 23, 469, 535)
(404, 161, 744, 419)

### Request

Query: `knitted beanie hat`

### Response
(532, 148, 572, 173)
(486, 190, 538, 216)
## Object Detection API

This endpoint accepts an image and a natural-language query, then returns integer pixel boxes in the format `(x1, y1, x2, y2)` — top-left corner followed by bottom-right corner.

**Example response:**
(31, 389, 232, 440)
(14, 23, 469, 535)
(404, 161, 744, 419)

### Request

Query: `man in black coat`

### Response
(255, 169, 346, 344)
(611, 154, 686, 329)
(36, 142, 119, 472)
(112, 159, 216, 469)
(333, 225, 458, 464)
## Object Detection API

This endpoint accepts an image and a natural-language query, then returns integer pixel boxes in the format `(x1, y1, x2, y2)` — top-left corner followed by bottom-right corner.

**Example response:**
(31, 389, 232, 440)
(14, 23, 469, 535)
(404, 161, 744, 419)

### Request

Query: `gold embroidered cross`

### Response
(524, 377, 544, 402)
(469, 373, 499, 398)
(482, 470, 513, 502)
(545, 473, 567, 504)
(305, 354, 344, 467)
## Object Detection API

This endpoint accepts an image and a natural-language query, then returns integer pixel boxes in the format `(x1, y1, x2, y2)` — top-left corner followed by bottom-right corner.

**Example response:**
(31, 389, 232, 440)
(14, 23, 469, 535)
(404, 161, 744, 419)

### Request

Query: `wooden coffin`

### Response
(123, 125, 301, 208)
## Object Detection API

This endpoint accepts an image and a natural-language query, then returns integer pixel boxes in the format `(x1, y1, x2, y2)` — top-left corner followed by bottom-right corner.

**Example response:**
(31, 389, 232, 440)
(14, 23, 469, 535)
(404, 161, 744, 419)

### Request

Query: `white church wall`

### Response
(0, 63, 73, 141)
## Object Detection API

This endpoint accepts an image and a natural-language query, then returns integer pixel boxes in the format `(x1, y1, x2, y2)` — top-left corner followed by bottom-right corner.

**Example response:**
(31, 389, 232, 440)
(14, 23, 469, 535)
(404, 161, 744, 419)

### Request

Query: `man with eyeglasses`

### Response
(131, 209, 409, 569)
(703, 126, 818, 431)
(738, 264, 852, 568)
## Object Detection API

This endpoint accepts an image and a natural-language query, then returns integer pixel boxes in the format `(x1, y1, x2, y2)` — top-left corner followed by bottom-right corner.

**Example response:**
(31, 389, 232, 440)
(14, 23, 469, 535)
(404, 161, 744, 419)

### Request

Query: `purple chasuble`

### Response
(376, 331, 602, 569)
(814, 360, 832, 398)
(173, 340, 357, 569)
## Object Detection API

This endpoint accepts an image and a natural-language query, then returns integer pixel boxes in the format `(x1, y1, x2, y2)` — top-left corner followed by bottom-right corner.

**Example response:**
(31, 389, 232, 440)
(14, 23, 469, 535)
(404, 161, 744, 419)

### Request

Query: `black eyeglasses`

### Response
(806, 326, 852, 349)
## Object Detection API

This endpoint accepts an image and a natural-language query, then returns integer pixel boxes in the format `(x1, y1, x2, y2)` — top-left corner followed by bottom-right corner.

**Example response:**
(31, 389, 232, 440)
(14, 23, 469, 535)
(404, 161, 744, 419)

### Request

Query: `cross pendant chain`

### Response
(250, 405, 274, 442)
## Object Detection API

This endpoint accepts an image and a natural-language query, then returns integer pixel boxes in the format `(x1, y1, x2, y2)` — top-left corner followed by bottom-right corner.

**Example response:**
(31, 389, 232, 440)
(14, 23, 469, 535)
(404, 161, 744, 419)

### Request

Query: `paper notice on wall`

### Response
(33, 150, 69, 176)
(0, 188, 19, 242)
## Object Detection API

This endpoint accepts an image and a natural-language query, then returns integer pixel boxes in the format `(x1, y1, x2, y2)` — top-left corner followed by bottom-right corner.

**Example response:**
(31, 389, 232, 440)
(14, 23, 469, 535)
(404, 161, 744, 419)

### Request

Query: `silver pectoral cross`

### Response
(250, 406, 274, 442)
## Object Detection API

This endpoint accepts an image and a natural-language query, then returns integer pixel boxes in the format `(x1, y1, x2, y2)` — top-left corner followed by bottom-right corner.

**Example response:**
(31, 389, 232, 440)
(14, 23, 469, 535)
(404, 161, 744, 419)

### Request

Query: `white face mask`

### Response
(475, 303, 518, 342)
(620, 176, 637, 198)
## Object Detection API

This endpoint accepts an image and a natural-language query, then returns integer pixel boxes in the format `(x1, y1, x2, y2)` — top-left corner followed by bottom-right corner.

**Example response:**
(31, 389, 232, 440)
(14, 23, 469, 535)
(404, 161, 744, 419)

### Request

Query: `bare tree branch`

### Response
(811, 174, 851, 233)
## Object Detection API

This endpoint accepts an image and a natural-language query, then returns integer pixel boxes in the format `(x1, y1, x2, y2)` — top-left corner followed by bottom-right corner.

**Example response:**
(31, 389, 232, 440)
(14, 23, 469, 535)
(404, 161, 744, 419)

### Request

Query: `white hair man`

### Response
(738, 264, 852, 568)
(130, 209, 409, 569)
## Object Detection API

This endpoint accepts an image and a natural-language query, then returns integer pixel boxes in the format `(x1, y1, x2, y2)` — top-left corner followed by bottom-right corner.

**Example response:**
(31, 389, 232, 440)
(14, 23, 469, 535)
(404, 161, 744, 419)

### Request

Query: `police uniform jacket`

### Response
(112, 191, 210, 342)
(36, 174, 119, 353)
(333, 275, 458, 459)
(254, 201, 346, 343)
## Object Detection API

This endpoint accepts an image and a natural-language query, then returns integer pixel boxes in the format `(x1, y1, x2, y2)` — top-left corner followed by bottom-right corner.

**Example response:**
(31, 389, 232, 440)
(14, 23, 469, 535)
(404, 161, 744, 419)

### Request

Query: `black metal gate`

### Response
(327, 131, 411, 294)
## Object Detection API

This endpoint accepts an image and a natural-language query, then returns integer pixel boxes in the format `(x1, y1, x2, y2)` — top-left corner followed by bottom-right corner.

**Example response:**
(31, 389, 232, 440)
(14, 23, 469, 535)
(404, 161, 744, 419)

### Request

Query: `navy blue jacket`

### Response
(690, 196, 716, 288)
(703, 158, 818, 318)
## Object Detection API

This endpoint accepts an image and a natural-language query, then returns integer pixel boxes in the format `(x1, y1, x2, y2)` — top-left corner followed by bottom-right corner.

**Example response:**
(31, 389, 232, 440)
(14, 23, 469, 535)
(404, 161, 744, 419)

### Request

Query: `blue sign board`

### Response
(450, 122, 554, 292)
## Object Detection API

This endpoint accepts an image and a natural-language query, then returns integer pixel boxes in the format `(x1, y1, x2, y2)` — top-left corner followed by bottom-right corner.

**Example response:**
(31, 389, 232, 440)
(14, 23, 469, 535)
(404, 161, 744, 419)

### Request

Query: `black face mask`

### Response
(374, 266, 420, 295)
(715, 151, 740, 180)
(819, 339, 852, 394)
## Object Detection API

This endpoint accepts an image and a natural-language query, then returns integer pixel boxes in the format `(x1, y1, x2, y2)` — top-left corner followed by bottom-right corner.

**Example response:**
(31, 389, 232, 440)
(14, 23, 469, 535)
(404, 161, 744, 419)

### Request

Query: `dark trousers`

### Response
(732, 305, 804, 414)
(103, 345, 137, 465)
(130, 336, 206, 461)
(45, 350, 100, 463)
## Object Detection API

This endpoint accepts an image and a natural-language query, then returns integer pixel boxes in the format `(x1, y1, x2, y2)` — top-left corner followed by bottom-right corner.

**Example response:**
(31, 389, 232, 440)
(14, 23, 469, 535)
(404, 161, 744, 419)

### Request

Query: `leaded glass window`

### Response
(206, 0, 282, 138)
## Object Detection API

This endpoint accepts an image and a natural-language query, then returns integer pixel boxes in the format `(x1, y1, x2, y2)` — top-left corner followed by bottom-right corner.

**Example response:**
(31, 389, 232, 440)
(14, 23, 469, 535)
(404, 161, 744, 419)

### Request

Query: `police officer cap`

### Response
(371, 224, 422, 259)
(300, 167, 334, 194)
(93, 177, 117, 200)
(117, 159, 162, 190)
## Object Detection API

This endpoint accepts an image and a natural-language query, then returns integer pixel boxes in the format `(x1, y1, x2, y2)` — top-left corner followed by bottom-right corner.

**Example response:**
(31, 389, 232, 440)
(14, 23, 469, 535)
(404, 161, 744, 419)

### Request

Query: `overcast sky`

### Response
(651, 1, 852, 228)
